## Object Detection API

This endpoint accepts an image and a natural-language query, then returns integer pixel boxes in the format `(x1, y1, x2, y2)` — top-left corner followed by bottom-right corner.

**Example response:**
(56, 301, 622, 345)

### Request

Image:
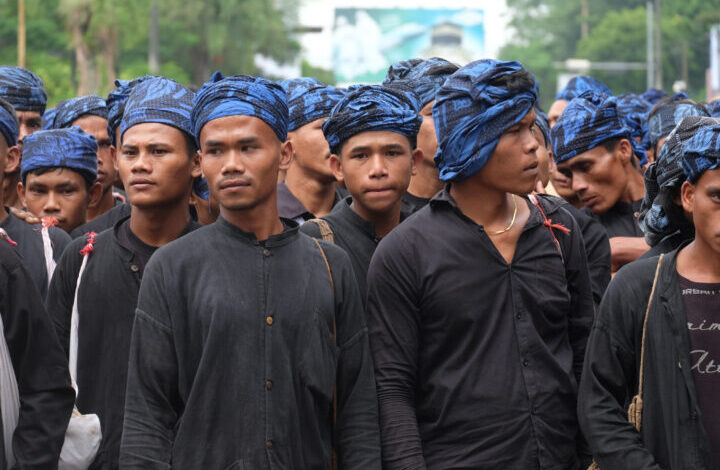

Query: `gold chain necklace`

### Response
(489, 194, 517, 235)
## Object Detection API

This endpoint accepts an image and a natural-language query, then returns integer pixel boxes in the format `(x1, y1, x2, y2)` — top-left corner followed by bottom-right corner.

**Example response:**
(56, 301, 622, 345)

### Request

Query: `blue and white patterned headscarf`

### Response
(42, 107, 57, 130)
(322, 84, 421, 155)
(555, 75, 611, 102)
(616, 93, 651, 141)
(706, 99, 720, 119)
(641, 88, 667, 105)
(383, 57, 459, 107)
(120, 77, 195, 141)
(0, 66, 47, 113)
(53, 95, 108, 129)
(535, 109, 550, 148)
(0, 98, 18, 147)
(279, 78, 345, 132)
(192, 71, 288, 144)
(682, 123, 720, 184)
(433, 59, 538, 182)
(647, 100, 709, 150)
(21, 127, 97, 184)
(106, 75, 154, 146)
(192, 176, 210, 200)
(551, 92, 647, 165)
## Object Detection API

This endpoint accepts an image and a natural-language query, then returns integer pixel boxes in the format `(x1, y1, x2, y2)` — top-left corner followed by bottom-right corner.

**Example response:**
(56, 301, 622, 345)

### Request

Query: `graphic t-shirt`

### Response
(679, 274, 720, 467)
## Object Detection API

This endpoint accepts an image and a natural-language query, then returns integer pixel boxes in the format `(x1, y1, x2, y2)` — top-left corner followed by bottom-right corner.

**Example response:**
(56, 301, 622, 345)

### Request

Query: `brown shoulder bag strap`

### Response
(307, 218, 335, 243)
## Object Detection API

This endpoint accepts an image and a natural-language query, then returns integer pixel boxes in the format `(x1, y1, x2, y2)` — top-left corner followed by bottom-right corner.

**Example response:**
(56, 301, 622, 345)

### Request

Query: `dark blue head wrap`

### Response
(682, 123, 720, 184)
(322, 84, 421, 155)
(120, 77, 195, 142)
(21, 127, 98, 184)
(106, 75, 153, 146)
(383, 57, 459, 107)
(0, 99, 18, 147)
(638, 116, 718, 245)
(53, 95, 108, 129)
(280, 78, 345, 132)
(433, 59, 538, 182)
(42, 107, 57, 130)
(647, 100, 709, 149)
(192, 176, 210, 200)
(555, 75, 611, 102)
(641, 88, 667, 105)
(616, 93, 651, 140)
(706, 100, 720, 118)
(0, 66, 47, 113)
(192, 71, 288, 144)
(535, 109, 550, 148)
(552, 92, 647, 165)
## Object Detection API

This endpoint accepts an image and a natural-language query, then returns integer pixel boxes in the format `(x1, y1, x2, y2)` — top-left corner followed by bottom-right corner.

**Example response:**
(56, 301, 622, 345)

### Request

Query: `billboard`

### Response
(332, 8, 485, 84)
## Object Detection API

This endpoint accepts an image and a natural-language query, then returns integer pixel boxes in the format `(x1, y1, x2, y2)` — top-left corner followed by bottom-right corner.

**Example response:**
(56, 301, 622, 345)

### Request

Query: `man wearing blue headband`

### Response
(120, 73, 381, 469)
(53, 95, 123, 222)
(277, 78, 345, 223)
(366, 59, 594, 469)
(553, 92, 649, 271)
(383, 57, 459, 215)
(647, 96, 709, 160)
(579, 122, 720, 469)
(0, 66, 47, 209)
(0, 97, 71, 297)
(301, 84, 423, 302)
(47, 76, 201, 469)
(548, 75, 611, 128)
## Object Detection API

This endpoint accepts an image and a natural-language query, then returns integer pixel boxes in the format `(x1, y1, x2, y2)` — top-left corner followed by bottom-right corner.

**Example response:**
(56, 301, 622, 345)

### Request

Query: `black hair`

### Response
(486, 68, 535, 94)
(601, 137, 640, 169)
(25, 166, 95, 190)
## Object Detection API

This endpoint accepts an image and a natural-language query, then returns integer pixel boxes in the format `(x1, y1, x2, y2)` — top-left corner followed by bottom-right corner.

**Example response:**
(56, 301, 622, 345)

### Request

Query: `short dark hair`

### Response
(25, 166, 95, 190)
(486, 69, 535, 94)
(601, 137, 640, 168)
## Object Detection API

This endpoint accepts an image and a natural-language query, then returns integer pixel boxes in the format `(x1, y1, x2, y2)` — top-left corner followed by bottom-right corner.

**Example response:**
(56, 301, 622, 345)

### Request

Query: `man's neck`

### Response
(350, 199, 402, 238)
(87, 188, 115, 221)
(284, 165, 336, 218)
(677, 239, 720, 283)
(129, 201, 191, 247)
(221, 195, 286, 242)
(450, 179, 514, 229)
(407, 162, 443, 199)
(619, 167, 645, 204)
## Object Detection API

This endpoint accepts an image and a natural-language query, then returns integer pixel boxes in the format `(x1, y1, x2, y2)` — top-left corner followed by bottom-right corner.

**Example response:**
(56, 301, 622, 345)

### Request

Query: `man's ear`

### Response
(4, 146, 20, 174)
(191, 149, 202, 179)
(411, 148, 424, 176)
(89, 182, 104, 206)
(680, 180, 695, 214)
(279, 140, 293, 171)
(110, 145, 118, 172)
(616, 139, 633, 166)
(16, 181, 26, 207)
(329, 154, 344, 183)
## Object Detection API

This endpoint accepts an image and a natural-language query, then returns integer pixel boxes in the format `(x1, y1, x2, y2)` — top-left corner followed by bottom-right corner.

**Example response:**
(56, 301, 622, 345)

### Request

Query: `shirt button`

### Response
(263, 248, 271, 257)
(266, 440, 273, 449)
(516, 313, 521, 320)
(523, 359, 529, 367)
(130, 264, 139, 272)
(266, 316, 274, 326)
(266, 380, 273, 390)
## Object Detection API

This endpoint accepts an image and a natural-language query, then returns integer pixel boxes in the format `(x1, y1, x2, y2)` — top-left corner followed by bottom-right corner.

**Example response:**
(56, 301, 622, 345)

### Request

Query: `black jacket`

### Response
(578, 247, 714, 469)
(0, 240, 74, 469)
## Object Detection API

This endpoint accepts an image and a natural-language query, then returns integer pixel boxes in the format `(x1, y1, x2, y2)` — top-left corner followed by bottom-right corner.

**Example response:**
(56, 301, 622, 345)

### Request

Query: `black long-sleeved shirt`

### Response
(0, 240, 74, 469)
(120, 217, 381, 469)
(69, 204, 131, 239)
(366, 189, 595, 470)
(300, 197, 380, 304)
(1, 209, 71, 297)
(47, 216, 198, 469)
(587, 199, 644, 238)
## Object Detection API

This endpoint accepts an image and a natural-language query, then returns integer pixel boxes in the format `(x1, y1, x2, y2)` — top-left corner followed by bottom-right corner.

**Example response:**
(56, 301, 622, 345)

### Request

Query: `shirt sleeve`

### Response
(119, 258, 181, 469)
(571, 207, 612, 306)
(1, 248, 75, 467)
(365, 230, 427, 470)
(323, 243, 382, 470)
(577, 264, 662, 470)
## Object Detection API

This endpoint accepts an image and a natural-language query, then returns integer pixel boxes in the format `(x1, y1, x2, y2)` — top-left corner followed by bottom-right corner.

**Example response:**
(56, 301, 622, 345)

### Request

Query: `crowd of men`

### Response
(0, 55, 718, 470)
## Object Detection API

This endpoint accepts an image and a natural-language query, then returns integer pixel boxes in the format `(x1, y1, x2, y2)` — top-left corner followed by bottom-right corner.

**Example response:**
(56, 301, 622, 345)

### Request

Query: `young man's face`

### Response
(15, 110, 42, 153)
(19, 168, 98, 233)
(199, 115, 291, 212)
(682, 168, 720, 255)
(117, 123, 200, 209)
(417, 101, 438, 167)
(470, 109, 539, 195)
(287, 118, 334, 183)
(73, 114, 117, 193)
(332, 130, 421, 215)
(547, 100, 567, 128)
(556, 139, 634, 214)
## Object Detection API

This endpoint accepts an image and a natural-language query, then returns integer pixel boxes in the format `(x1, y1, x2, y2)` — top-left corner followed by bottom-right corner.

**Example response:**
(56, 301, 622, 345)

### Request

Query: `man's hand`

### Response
(10, 207, 41, 225)
(609, 236, 650, 273)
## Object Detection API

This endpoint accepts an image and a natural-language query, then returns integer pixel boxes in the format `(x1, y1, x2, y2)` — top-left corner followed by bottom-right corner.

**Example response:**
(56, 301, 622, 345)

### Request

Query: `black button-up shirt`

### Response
(277, 182, 344, 224)
(587, 199, 644, 238)
(120, 217, 381, 469)
(366, 189, 594, 470)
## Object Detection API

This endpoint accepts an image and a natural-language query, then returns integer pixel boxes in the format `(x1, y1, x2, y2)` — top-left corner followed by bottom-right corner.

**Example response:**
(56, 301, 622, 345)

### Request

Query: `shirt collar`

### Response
(277, 182, 313, 220)
(215, 215, 299, 247)
(332, 196, 380, 240)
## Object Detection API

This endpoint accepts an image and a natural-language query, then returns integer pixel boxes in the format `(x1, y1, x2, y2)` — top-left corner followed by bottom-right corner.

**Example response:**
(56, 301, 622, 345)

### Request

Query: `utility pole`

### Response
(148, 0, 159, 74)
(654, 0, 662, 89)
(646, 1, 654, 89)
(580, 0, 589, 39)
(17, 0, 26, 68)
